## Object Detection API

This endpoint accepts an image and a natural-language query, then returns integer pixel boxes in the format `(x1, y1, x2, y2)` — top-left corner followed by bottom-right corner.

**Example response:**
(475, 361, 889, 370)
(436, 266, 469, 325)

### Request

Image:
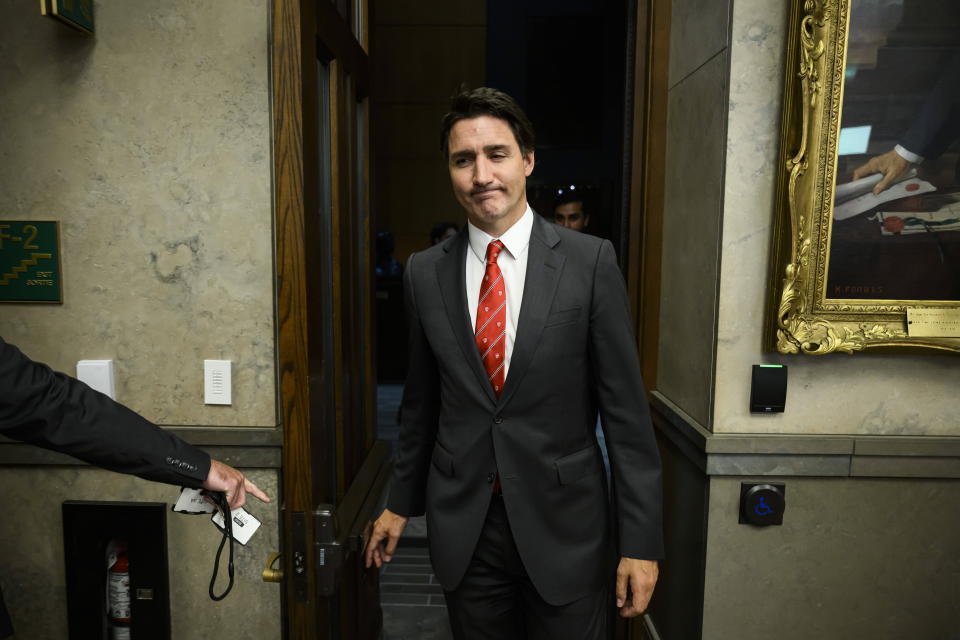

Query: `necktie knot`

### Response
(486, 240, 504, 265)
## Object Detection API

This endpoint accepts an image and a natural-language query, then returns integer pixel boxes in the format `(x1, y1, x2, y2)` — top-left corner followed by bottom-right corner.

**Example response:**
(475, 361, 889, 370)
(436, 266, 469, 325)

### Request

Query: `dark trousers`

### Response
(444, 494, 609, 640)
(0, 583, 13, 639)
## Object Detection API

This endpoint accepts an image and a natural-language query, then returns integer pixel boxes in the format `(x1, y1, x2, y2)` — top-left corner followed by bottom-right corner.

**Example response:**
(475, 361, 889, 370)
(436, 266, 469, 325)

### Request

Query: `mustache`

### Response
(470, 186, 503, 196)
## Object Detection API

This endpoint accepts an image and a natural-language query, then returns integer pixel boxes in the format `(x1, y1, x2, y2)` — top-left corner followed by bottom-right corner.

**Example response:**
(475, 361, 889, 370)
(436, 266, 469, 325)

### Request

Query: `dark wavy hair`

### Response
(439, 86, 536, 159)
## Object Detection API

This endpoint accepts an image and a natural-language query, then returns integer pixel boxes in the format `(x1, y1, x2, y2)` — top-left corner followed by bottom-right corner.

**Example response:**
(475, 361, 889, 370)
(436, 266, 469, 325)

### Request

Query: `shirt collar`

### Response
(467, 204, 534, 263)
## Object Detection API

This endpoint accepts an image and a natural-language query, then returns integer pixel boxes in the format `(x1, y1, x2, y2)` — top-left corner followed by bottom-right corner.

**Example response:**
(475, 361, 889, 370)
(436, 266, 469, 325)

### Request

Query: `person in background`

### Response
(552, 189, 590, 232)
(852, 50, 960, 194)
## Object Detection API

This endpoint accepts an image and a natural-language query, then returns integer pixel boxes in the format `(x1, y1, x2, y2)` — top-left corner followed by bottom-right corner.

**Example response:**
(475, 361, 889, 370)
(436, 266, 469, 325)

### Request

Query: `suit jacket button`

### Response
(487, 472, 495, 483)
(494, 416, 503, 424)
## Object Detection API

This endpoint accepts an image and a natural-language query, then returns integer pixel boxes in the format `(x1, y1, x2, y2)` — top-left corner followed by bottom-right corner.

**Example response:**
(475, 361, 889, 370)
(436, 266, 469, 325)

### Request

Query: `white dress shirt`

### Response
(466, 205, 534, 380)
(894, 143, 924, 165)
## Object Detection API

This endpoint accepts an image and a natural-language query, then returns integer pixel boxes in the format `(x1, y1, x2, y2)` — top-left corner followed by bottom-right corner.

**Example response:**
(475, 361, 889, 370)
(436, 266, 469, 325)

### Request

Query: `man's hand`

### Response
(852, 149, 912, 194)
(365, 508, 408, 569)
(202, 458, 271, 510)
(615, 558, 658, 618)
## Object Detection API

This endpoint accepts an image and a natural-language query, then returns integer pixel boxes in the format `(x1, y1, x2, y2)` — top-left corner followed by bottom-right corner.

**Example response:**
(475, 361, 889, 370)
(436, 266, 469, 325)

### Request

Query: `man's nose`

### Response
(556, 217, 570, 228)
(473, 157, 492, 185)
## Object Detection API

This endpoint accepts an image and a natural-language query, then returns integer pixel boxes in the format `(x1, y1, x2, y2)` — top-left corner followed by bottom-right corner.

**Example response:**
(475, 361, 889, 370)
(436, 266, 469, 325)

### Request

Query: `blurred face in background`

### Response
(553, 200, 589, 232)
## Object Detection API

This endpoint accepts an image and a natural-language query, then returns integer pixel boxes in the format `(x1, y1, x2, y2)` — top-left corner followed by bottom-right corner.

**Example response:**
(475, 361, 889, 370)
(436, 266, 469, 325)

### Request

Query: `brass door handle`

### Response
(262, 552, 283, 583)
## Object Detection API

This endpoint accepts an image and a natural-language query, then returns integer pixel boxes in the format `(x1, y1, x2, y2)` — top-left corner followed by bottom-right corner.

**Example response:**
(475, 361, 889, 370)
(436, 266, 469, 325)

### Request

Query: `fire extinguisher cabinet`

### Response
(62, 501, 171, 640)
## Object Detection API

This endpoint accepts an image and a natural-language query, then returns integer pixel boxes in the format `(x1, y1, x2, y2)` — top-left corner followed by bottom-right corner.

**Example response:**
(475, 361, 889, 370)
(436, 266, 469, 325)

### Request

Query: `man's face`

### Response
(553, 201, 589, 232)
(447, 116, 534, 235)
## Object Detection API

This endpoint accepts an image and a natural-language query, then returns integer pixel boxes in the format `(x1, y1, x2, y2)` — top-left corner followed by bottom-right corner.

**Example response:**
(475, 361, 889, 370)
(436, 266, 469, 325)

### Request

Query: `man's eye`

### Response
(490, 153, 506, 160)
(454, 158, 470, 167)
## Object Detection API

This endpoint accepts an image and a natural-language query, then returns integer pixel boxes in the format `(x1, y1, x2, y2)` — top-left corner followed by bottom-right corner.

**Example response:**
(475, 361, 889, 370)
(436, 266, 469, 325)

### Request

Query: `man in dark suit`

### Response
(853, 49, 960, 194)
(0, 336, 269, 638)
(365, 87, 662, 638)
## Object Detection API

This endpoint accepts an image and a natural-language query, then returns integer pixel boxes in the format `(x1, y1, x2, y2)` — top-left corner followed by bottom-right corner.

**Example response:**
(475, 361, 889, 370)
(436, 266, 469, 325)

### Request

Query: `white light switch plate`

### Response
(204, 360, 232, 405)
(77, 360, 116, 399)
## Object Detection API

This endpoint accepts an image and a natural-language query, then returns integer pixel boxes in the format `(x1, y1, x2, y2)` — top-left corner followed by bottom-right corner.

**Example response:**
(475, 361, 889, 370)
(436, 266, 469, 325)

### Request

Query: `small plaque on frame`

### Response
(906, 308, 960, 338)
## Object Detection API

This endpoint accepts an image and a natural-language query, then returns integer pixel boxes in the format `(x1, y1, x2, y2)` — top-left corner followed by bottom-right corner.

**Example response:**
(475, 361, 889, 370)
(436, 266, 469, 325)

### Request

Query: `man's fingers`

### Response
(244, 478, 271, 503)
(364, 527, 385, 568)
(227, 488, 246, 511)
(615, 569, 628, 608)
(618, 584, 645, 618)
(873, 168, 899, 194)
(383, 532, 400, 561)
(852, 158, 878, 181)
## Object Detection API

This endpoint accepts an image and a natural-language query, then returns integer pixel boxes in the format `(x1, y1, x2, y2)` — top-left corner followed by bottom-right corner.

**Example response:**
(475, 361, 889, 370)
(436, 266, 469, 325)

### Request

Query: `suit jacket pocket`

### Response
(545, 306, 580, 328)
(431, 442, 455, 477)
(554, 446, 601, 485)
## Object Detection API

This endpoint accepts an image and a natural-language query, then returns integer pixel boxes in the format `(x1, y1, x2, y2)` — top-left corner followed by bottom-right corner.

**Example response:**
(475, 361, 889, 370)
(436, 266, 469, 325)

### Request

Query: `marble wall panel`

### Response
(668, 0, 732, 88)
(0, 0, 275, 427)
(657, 52, 729, 429)
(702, 476, 960, 639)
(713, 0, 960, 436)
(0, 466, 280, 639)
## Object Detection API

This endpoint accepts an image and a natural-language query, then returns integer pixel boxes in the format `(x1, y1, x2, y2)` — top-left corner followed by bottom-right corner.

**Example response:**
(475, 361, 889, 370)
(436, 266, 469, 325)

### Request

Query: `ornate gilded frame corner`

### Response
(769, 0, 960, 355)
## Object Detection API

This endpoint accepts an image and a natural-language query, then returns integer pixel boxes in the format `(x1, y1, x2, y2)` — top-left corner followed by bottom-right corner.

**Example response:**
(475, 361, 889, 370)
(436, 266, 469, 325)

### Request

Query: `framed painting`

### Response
(771, 0, 960, 354)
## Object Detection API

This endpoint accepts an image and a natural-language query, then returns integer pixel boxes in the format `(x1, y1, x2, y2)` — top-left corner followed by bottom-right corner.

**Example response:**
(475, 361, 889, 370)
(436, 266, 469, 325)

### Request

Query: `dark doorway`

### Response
(487, 0, 631, 250)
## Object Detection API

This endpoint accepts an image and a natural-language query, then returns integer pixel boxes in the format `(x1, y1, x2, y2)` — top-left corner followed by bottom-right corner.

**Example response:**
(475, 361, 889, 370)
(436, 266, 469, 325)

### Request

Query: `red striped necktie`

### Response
(475, 240, 507, 397)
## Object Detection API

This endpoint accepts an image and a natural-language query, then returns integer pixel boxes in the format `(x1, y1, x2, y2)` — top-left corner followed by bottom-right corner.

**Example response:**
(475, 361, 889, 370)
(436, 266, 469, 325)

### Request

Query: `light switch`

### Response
(204, 360, 232, 405)
(77, 360, 116, 399)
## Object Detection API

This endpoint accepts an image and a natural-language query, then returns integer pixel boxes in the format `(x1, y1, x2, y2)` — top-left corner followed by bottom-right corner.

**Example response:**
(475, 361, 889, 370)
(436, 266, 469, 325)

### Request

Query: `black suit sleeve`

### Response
(588, 241, 664, 560)
(0, 337, 210, 487)
(900, 50, 960, 160)
(385, 252, 441, 517)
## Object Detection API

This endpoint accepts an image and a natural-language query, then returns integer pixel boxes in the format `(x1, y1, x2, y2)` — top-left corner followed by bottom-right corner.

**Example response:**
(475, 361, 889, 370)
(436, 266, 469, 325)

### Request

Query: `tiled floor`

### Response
(380, 545, 453, 640)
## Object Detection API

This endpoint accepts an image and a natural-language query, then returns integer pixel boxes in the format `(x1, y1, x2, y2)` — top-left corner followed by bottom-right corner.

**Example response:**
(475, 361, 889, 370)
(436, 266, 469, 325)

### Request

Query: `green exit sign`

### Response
(0, 221, 63, 304)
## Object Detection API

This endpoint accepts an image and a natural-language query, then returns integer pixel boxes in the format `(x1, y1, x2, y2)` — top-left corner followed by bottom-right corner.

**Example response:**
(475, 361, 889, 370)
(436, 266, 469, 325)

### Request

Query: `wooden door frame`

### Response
(273, 0, 323, 635)
(625, 0, 671, 391)
(272, 1, 374, 638)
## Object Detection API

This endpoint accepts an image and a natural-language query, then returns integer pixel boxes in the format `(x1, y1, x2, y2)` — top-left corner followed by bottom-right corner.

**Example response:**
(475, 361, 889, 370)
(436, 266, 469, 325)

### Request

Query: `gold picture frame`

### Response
(770, 0, 960, 354)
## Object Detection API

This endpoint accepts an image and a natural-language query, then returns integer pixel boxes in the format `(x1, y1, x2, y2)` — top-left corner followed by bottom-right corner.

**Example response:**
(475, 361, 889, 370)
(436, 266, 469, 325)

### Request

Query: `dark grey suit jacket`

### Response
(387, 214, 663, 605)
(900, 49, 960, 160)
(0, 336, 210, 487)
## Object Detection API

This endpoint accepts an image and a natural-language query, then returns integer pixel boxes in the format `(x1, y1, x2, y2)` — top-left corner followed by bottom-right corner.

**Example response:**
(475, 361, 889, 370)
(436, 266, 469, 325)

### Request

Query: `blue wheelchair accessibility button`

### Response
(754, 496, 774, 517)
(740, 483, 786, 526)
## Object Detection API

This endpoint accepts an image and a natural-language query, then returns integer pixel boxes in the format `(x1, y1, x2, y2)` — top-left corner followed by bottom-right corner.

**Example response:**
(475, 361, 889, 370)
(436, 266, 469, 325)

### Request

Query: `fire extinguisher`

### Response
(107, 540, 131, 640)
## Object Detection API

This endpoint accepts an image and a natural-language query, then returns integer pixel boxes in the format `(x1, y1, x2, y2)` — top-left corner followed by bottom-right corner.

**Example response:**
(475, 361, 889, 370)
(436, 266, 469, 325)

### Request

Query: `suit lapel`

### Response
(436, 229, 498, 405)
(498, 216, 563, 410)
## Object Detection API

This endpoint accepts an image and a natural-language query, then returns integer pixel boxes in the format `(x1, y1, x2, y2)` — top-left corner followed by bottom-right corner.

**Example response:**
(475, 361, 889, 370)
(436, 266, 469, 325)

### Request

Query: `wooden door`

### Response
(272, 1, 387, 638)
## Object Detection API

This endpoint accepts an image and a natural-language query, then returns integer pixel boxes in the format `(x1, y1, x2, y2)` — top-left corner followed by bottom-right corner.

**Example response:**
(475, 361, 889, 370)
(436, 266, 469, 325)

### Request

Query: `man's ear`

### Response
(523, 150, 535, 176)
(584, 214, 590, 227)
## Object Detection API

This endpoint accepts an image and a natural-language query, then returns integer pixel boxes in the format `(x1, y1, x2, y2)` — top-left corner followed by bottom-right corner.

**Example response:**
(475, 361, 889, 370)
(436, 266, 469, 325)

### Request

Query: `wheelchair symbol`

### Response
(754, 496, 774, 517)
